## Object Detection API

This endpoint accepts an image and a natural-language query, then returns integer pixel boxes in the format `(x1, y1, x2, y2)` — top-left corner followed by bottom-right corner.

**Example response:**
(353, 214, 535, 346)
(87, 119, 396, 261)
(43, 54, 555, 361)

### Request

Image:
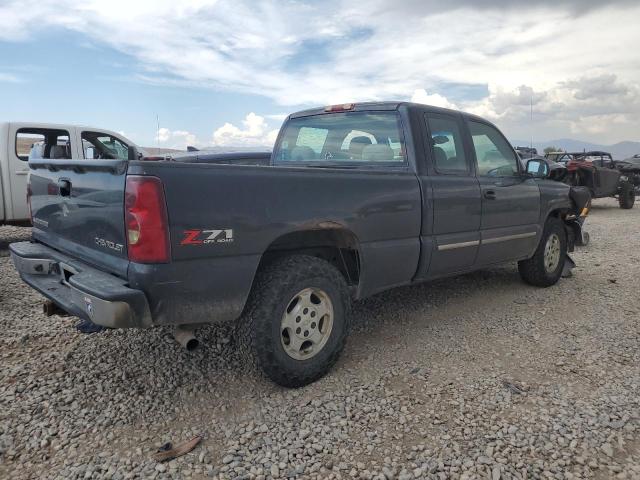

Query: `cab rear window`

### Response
(274, 112, 406, 166)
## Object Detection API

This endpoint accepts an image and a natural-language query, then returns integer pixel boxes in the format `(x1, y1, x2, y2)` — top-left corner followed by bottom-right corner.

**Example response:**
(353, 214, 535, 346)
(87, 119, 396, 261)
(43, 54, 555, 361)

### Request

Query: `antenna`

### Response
(156, 114, 160, 150)
(530, 95, 533, 151)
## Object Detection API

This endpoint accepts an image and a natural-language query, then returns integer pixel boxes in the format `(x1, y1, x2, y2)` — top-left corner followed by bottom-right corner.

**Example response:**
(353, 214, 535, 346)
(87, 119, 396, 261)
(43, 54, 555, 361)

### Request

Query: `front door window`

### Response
(82, 131, 128, 160)
(468, 121, 519, 177)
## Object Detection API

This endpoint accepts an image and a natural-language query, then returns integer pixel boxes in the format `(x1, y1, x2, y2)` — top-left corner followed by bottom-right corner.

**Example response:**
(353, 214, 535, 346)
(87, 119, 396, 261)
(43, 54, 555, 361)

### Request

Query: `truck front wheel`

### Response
(518, 217, 567, 287)
(242, 255, 351, 387)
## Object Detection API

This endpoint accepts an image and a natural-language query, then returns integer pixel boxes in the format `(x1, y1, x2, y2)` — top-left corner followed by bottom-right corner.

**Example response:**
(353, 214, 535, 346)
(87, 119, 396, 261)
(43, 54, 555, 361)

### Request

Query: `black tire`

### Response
(618, 181, 635, 209)
(518, 217, 567, 287)
(241, 255, 351, 388)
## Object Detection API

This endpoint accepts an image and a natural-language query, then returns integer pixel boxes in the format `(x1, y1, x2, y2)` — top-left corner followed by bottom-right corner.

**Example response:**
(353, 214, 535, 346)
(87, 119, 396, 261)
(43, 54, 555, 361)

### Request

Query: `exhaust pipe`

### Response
(173, 326, 199, 352)
(43, 300, 69, 317)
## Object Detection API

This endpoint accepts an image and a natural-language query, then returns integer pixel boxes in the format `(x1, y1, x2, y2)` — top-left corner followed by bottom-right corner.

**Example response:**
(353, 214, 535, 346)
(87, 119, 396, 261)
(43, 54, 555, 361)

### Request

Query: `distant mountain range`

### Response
(512, 139, 640, 160)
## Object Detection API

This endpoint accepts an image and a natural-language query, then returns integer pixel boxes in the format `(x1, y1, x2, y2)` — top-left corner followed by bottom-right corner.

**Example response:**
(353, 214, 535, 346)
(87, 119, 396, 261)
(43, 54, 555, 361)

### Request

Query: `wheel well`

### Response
(548, 208, 569, 220)
(258, 229, 361, 287)
(547, 208, 579, 251)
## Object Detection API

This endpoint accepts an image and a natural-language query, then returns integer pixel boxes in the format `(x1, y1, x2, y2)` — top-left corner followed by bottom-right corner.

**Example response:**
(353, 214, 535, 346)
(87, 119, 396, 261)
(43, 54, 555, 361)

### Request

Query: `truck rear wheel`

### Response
(619, 181, 635, 209)
(242, 255, 351, 387)
(518, 217, 567, 287)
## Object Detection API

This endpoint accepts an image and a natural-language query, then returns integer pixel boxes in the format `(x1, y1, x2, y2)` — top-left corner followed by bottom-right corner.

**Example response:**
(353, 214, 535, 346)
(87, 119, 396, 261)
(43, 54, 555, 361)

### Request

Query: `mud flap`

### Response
(565, 218, 589, 248)
(562, 254, 576, 278)
(579, 230, 590, 247)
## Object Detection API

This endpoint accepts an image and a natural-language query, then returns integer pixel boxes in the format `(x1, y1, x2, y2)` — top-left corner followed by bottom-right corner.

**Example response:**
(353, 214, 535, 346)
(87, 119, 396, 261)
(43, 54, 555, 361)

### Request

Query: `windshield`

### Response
(274, 111, 406, 166)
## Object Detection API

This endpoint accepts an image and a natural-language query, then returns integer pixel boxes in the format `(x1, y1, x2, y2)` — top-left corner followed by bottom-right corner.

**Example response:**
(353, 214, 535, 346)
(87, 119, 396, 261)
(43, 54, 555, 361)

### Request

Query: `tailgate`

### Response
(29, 159, 129, 277)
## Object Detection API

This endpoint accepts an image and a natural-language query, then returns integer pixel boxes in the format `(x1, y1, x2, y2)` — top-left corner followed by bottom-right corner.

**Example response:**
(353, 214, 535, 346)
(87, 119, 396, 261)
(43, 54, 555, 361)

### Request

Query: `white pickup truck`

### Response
(0, 122, 138, 224)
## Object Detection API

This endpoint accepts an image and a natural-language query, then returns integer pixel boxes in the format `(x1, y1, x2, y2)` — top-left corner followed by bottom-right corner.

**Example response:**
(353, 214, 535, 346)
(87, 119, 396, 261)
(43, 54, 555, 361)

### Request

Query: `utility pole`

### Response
(530, 95, 533, 151)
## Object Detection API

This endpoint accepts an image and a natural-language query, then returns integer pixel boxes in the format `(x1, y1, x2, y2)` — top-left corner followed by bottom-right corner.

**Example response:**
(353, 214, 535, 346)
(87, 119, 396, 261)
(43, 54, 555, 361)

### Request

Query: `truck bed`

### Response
(171, 151, 271, 165)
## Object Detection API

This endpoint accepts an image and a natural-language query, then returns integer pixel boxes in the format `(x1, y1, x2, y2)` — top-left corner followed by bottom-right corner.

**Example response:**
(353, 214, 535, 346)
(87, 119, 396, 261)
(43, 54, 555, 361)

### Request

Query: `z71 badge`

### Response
(180, 229, 234, 246)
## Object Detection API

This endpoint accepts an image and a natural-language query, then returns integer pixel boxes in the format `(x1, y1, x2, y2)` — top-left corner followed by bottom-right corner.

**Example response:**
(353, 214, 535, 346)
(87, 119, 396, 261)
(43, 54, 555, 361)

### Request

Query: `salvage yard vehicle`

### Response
(0, 122, 138, 225)
(515, 146, 538, 160)
(10, 102, 590, 387)
(564, 151, 636, 209)
(544, 151, 573, 165)
(614, 154, 640, 195)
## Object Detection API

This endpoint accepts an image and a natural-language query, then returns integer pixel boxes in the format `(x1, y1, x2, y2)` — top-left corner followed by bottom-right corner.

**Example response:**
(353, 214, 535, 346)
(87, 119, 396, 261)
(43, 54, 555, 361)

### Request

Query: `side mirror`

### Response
(127, 146, 141, 161)
(526, 159, 549, 178)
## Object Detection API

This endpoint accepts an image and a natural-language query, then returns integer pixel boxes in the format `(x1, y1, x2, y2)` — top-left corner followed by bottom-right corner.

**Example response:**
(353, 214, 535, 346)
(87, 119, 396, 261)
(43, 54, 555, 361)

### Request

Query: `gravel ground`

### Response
(0, 199, 639, 480)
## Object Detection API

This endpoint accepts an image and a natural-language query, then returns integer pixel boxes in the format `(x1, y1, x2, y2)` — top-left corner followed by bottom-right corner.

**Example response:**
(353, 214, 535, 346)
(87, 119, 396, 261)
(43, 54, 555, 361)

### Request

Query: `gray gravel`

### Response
(1, 198, 639, 479)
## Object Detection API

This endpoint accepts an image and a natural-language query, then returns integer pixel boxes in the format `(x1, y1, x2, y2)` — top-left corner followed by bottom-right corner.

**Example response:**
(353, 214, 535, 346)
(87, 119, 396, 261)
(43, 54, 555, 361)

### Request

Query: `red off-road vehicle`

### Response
(564, 151, 635, 209)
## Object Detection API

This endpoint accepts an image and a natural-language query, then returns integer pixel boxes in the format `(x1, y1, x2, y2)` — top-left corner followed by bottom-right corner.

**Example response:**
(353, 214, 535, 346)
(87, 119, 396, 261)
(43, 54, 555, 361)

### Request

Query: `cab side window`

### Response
(468, 121, 519, 177)
(16, 128, 71, 161)
(425, 114, 469, 174)
(81, 131, 128, 160)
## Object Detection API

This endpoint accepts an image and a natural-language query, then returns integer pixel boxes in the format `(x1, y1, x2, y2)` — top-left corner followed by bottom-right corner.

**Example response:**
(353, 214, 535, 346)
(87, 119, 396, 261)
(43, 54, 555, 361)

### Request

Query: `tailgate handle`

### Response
(58, 179, 71, 197)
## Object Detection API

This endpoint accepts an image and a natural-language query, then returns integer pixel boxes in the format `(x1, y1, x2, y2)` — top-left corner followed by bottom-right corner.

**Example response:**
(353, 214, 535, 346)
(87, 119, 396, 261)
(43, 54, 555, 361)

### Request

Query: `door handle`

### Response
(484, 190, 496, 200)
(15, 170, 29, 176)
(58, 179, 71, 197)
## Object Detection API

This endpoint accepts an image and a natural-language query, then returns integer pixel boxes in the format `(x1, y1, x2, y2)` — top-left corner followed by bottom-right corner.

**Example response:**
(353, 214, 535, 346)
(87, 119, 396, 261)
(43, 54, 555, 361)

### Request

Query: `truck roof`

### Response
(0, 121, 135, 145)
(289, 101, 487, 123)
(570, 151, 612, 157)
(1, 121, 112, 130)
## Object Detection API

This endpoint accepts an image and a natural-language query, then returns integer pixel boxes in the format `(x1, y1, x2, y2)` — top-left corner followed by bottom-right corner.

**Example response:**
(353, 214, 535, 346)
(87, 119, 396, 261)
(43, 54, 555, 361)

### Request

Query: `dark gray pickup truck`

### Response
(10, 102, 590, 387)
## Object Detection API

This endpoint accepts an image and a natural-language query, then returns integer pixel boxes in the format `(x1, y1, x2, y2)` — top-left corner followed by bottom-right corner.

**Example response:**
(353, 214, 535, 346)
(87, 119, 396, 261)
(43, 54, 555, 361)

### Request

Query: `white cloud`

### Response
(265, 114, 288, 122)
(411, 90, 457, 109)
(155, 127, 171, 143)
(1, 1, 639, 142)
(465, 75, 640, 143)
(153, 113, 280, 149)
(212, 113, 279, 147)
(0, 72, 20, 83)
(155, 128, 198, 149)
(564, 74, 629, 101)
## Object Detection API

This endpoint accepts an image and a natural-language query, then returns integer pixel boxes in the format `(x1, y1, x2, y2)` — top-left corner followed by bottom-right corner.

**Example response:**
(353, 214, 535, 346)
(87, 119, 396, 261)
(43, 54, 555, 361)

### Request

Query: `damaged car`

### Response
(562, 151, 636, 209)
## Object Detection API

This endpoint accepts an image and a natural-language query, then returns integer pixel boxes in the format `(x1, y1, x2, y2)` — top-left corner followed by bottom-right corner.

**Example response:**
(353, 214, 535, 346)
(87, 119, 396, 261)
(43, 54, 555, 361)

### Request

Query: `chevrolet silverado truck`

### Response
(10, 102, 590, 387)
(0, 122, 138, 225)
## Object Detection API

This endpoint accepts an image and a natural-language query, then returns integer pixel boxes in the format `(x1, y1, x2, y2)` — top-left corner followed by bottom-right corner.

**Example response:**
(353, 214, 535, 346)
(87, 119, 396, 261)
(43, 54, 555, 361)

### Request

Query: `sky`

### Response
(0, 0, 639, 149)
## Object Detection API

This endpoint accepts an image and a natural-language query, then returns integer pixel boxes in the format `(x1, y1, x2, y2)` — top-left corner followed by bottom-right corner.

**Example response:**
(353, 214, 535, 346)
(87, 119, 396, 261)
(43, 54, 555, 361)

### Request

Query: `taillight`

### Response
(324, 103, 355, 112)
(125, 176, 170, 263)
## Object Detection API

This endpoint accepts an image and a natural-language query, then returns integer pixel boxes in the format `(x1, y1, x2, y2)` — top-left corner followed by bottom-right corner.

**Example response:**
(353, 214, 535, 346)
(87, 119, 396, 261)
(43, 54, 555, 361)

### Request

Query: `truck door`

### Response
(6, 124, 32, 221)
(0, 123, 7, 221)
(416, 111, 481, 279)
(466, 120, 541, 265)
(8, 125, 77, 222)
(591, 156, 620, 196)
(79, 130, 131, 161)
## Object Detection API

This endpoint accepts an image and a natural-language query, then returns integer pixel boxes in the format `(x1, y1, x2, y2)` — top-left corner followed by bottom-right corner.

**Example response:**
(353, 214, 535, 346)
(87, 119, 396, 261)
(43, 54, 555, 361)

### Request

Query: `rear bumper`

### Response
(9, 241, 152, 328)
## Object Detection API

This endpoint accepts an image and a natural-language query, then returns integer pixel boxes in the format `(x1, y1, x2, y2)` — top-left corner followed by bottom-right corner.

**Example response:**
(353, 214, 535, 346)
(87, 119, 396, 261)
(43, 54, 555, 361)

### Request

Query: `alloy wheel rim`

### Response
(544, 233, 561, 273)
(280, 288, 334, 360)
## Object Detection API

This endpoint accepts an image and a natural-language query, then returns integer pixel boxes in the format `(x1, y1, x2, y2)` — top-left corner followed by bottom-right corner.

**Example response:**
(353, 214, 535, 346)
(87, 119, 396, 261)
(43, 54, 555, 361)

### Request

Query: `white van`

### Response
(0, 122, 138, 224)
